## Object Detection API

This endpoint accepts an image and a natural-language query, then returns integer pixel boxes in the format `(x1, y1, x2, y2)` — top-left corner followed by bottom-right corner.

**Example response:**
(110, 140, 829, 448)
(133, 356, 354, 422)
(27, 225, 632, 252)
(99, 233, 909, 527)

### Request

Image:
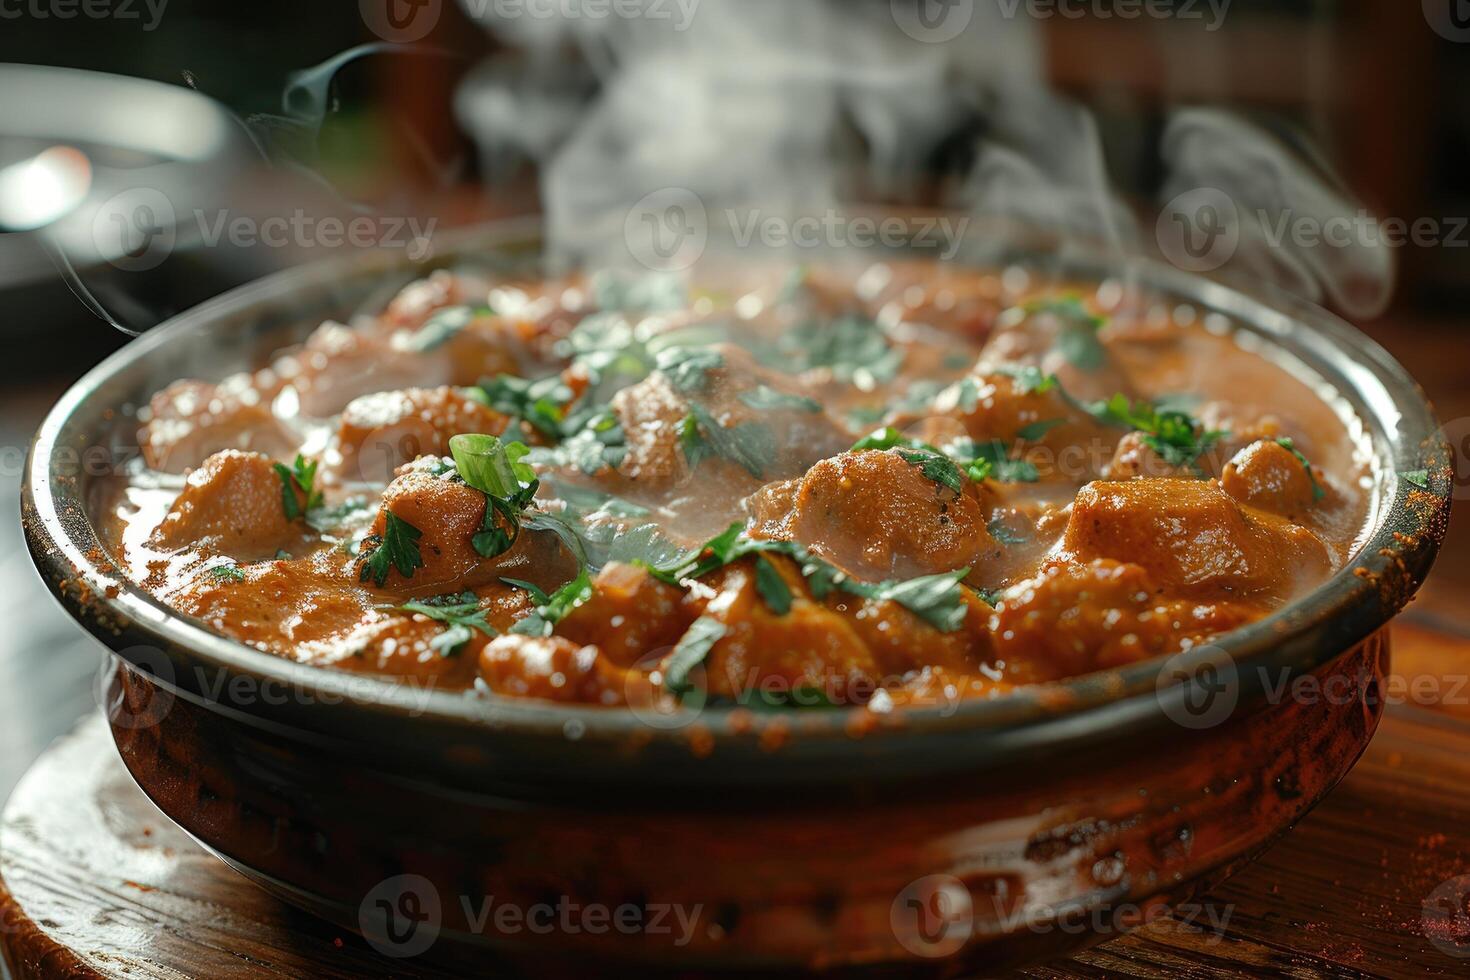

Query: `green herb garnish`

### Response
(399, 591, 496, 656)
(738, 386, 822, 414)
(449, 434, 540, 558)
(753, 555, 793, 615)
(679, 404, 777, 479)
(1275, 438, 1327, 501)
(210, 564, 246, 583)
(1025, 295, 1107, 371)
(996, 365, 1059, 395)
(656, 346, 724, 393)
(1402, 469, 1430, 490)
(663, 616, 729, 694)
(473, 374, 571, 440)
(273, 454, 324, 522)
(406, 304, 493, 353)
(504, 569, 594, 638)
(1088, 394, 1226, 472)
(850, 428, 992, 489)
(358, 512, 425, 587)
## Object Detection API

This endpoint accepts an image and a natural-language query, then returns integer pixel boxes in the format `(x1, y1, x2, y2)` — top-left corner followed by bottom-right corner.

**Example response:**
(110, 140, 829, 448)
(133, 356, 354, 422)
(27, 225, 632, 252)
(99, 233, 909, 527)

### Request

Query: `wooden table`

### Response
(2, 621, 1468, 979)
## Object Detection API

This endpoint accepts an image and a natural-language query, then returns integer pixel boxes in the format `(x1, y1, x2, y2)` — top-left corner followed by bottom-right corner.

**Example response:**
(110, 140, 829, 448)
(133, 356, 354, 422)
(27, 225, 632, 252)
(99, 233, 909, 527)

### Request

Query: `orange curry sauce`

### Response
(100, 263, 1372, 712)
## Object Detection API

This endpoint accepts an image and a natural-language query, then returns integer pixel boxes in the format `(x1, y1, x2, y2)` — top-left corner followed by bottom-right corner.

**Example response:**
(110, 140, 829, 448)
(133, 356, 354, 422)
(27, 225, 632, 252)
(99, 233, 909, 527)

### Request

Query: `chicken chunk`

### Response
(336, 386, 508, 483)
(1063, 478, 1332, 599)
(479, 635, 628, 704)
(781, 449, 998, 582)
(357, 467, 575, 595)
(150, 450, 301, 561)
(140, 380, 297, 473)
(993, 559, 1256, 680)
(608, 344, 852, 492)
(557, 563, 694, 669)
(1220, 439, 1325, 520)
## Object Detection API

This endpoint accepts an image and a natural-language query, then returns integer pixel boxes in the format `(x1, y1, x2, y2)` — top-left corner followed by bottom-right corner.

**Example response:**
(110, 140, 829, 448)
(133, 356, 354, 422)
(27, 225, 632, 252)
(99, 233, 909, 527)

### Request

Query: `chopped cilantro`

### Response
(779, 314, 904, 387)
(450, 434, 540, 558)
(405, 305, 492, 354)
(753, 555, 793, 615)
(656, 346, 724, 393)
(1275, 438, 1327, 501)
(505, 569, 594, 638)
(1015, 418, 1066, 442)
(647, 523, 978, 634)
(1088, 394, 1226, 471)
(663, 617, 729, 694)
(209, 564, 246, 583)
(894, 447, 965, 495)
(850, 428, 991, 488)
(997, 365, 1059, 395)
(738, 386, 822, 414)
(273, 454, 324, 522)
(1025, 295, 1107, 370)
(473, 374, 571, 440)
(358, 512, 425, 587)
(399, 591, 495, 656)
(679, 404, 776, 479)
(987, 520, 1028, 546)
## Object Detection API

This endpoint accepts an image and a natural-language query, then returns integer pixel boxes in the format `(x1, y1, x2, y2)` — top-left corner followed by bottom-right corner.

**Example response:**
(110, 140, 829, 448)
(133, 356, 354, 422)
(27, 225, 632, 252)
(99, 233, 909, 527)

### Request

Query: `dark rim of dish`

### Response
(22, 217, 1453, 747)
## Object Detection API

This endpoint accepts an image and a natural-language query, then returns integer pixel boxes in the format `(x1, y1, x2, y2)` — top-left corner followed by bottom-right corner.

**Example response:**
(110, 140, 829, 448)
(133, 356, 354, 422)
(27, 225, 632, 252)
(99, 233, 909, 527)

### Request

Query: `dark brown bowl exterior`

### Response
(22, 222, 1452, 970)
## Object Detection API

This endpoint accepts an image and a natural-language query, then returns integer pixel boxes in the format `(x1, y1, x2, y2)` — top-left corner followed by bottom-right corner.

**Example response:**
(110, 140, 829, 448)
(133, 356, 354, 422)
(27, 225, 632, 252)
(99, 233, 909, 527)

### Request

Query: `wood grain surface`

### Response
(2, 624, 1469, 979)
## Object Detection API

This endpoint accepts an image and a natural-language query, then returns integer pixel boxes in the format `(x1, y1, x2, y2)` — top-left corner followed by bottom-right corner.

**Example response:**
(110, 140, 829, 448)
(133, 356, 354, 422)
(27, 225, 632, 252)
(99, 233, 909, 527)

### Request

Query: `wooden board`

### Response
(3, 625, 1470, 979)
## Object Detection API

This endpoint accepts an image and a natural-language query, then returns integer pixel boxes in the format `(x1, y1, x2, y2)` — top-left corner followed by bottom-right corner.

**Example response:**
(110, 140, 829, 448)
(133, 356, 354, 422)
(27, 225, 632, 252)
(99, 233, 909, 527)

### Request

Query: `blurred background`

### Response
(1, 0, 1467, 796)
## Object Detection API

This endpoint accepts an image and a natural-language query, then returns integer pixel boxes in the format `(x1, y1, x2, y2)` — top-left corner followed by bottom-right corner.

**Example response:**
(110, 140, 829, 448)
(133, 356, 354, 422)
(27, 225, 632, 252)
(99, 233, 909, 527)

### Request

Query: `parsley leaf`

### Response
(1402, 469, 1430, 490)
(779, 314, 904, 388)
(679, 404, 776, 479)
(753, 555, 793, 615)
(399, 591, 496, 656)
(738, 386, 822, 413)
(450, 434, 541, 559)
(505, 569, 594, 637)
(851, 429, 991, 488)
(358, 512, 425, 587)
(1025, 295, 1107, 371)
(405, 305, 493, 354)
(894, 447, 965, 495)
(1088, 394, 1226, 471)
(656, 346, 724, 393)
(663, 617, 728, 694)
(472, 375, 571, 440)
(996, 365, 1059, 395)
(1275, 438, 1327, 501)
(210, 564, 245, 583)
(272, 454, 324, 522)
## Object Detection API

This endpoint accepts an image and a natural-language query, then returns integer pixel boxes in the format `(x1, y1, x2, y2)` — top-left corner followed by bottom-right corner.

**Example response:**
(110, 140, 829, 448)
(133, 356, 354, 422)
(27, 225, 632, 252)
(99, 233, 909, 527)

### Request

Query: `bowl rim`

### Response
(21, 218, 1454, 762)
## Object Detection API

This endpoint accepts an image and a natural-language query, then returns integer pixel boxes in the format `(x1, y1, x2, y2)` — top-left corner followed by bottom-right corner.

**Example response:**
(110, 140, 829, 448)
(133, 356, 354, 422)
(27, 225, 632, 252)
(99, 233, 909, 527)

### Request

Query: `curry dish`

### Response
(102, 264, 1370, 711)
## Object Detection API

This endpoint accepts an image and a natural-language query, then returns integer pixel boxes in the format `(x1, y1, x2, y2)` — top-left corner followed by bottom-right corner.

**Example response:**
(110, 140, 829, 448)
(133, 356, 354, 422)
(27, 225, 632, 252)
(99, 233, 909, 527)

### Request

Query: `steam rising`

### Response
(456, 0, 1394, 317)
